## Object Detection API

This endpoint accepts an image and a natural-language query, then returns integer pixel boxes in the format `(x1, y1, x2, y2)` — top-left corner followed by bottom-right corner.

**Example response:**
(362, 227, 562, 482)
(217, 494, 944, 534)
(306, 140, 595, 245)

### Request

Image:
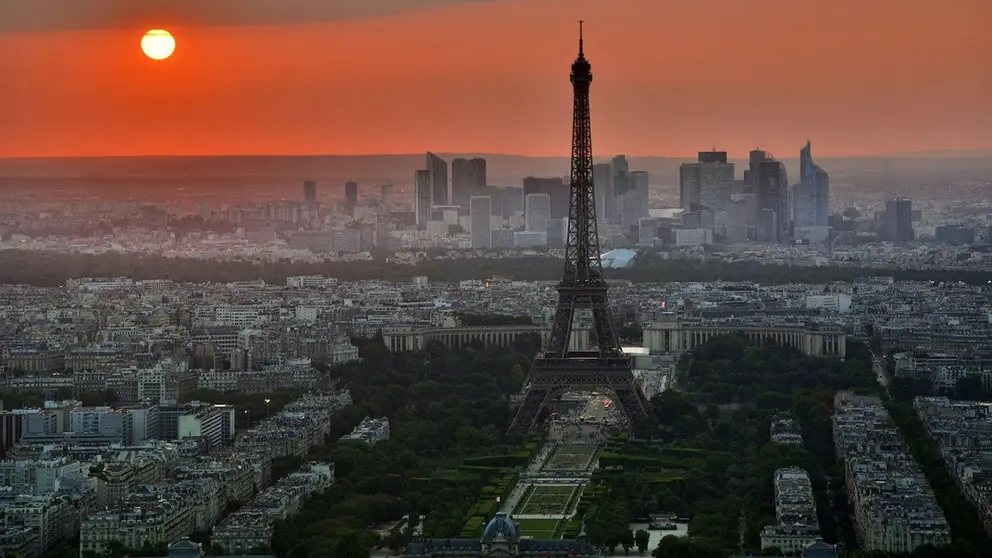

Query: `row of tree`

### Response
(3, 248, 992, 287)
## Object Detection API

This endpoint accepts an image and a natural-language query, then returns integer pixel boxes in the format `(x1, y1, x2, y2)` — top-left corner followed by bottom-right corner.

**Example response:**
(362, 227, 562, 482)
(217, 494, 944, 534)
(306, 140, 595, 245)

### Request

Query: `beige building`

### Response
(642, 313, 847, 357)
(380, 325, 592, 353)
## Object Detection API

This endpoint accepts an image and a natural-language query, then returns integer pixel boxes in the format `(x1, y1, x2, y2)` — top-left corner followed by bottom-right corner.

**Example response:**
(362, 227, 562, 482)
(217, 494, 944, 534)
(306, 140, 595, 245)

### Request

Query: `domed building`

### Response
(403, 513, 597, 558)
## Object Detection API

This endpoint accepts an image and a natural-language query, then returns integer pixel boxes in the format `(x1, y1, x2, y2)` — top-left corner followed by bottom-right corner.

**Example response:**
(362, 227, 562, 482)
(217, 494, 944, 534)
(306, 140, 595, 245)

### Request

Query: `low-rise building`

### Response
(339, 416, 390, 445)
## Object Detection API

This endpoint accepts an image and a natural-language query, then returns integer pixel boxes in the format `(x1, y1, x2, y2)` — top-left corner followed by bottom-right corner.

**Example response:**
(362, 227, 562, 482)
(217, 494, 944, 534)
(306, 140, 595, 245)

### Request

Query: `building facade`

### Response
(470, 196, 493, 249)
(524, 193, 551, 235)
(452, 158, 487, 208)
(427, 152, 448, 206)
(642, 314, 847, 357)
(415, 170, 432, 229)
(679, 151, 735, 211)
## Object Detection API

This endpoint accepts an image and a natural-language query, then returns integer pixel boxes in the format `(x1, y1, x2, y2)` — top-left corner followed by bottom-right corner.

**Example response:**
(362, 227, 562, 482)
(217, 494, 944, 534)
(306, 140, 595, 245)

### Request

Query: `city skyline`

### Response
(2, 0, 990, 159)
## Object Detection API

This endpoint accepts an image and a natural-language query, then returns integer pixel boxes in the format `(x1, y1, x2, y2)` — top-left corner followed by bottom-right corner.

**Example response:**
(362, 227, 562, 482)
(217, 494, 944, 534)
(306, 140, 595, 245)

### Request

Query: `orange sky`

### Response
(1, 0, 990, 158)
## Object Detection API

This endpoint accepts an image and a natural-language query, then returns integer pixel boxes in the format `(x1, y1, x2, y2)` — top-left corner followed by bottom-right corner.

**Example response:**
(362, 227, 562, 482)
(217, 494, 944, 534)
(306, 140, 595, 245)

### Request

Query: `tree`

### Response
(268, 339, 543, 555)
(634, 529, 649, 555)
(651, 535, 724, 558)
(620, 528, 634, 554)
(385, 528, 407, 553)
(333, 531, 370, 558)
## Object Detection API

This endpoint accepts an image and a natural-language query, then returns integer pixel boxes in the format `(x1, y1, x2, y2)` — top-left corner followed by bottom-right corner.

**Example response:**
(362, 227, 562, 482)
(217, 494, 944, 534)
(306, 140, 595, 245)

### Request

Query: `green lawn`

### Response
(515, 484, 580, 515)
(514, 517, 561, 539)
(546, 444, 598, 470)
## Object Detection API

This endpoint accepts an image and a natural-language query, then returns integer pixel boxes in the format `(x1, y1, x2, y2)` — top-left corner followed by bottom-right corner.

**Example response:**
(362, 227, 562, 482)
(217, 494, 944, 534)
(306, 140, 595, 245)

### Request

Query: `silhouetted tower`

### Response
(508, 22, 650, 435)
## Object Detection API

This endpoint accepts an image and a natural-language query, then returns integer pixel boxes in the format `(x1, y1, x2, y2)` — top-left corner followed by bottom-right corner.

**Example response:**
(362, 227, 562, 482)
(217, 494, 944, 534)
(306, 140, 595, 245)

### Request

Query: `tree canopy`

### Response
(266, 334, 543, 557)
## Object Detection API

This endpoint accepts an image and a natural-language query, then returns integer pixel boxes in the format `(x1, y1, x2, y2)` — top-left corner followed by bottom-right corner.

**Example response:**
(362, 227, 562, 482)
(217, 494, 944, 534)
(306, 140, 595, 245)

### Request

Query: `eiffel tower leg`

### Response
(508, 386, 558, 435)
(610, 383, 650, 420)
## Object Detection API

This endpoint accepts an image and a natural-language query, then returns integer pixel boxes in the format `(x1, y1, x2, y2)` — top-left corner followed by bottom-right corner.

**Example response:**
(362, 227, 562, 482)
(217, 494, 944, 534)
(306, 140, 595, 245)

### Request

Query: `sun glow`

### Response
(141, 29, 175, 60)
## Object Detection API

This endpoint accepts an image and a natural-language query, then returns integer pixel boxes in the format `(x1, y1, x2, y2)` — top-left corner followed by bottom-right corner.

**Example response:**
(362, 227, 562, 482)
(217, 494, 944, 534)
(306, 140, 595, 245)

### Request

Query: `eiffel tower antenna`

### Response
(508, 22, 651, 435)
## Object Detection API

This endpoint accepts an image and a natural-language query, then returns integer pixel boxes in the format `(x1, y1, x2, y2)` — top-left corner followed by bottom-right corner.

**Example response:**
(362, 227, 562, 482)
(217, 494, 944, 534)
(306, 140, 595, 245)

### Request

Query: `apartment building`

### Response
(833, 393, 950, 553)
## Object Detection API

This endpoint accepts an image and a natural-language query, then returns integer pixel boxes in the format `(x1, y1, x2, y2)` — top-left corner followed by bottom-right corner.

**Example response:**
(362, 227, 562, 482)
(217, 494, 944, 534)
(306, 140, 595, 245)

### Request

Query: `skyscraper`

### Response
(414, 170, 432, 228)
(426, 152, 448, 206)
(745, 149, 769, 194)
(756, 159, 789, 241)
(470, 195, 492, 249)
(343, 181, 358, 216)
(302, 180, 317, 209)
(679, 151, 735, 210)
(884, 198, 913, 242)
(523, 177, 568, 220)
(525, 193, 551, 234)
(608, 155, 629, 223)
(620, 171, 650, 227)
(451, 157, 487, 207)
(800, 141, 829, 227)
(502, 186, 524, 217)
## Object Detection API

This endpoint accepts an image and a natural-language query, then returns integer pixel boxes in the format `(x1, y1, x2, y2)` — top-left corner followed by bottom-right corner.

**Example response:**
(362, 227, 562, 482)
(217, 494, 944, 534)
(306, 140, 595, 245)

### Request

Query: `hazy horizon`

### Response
(2, 147, 992, 163)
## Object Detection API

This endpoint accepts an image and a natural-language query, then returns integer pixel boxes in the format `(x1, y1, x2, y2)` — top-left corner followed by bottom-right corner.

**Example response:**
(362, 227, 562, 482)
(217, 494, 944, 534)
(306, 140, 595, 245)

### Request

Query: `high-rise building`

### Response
(608, 155, 629, 223)
(801, 141, 829, 228)
(525, 193, 551, 233)
(745, 149, 769, 194)
(381, 184, 394, 207)
(502, 186, 524, 217)
(593, 163, 611, 222)
(523, 177, 568, 220)
(474, 185, 505, 217)
(414, 170, 432, 228)
(756, 160, 789, 241)
(451, 157, 487, 207)
(884, 198, 914, 242)
(470, 195, 492, 249)
(628, 171, 650, 222)
(344, 181, 358, 203)
(426, 152, 448, 205)
(680, 151, 735, 210)
(793, 141, 830, 228)
(343, 181, 358, 216)
(302, 180, 317, 209)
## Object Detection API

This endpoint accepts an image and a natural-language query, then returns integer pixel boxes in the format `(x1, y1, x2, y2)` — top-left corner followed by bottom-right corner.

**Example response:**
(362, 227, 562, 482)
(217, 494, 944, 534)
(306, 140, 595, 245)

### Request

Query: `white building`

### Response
(805, 294, 853, 314)
(339, 416, 390, 445)
(525, 193, 551, 233)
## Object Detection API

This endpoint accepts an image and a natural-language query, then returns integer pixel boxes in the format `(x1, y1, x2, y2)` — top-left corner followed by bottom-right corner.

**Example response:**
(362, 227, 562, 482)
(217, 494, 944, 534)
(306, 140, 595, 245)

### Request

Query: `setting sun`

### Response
(141, 29, 175, 60)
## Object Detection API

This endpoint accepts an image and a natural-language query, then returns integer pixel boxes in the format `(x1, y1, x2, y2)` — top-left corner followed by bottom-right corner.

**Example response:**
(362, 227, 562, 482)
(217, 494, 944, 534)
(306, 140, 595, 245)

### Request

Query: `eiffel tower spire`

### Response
(507, 23, 651, 435)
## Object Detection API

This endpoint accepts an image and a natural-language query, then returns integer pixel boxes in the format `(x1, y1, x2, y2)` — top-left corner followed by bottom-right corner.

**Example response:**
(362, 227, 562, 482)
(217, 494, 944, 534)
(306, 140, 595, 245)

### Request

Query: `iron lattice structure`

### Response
(508, 23, 651, 435)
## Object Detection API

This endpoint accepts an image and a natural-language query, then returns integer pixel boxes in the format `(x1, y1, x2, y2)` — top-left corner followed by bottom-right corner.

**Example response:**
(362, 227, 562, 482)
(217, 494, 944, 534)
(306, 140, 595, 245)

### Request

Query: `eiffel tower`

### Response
(507, 22, 651, 435)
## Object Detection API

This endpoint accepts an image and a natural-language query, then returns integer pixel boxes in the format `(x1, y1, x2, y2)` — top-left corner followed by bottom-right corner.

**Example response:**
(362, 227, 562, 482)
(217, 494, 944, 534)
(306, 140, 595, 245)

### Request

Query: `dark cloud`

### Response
(0, 0, 494, 33)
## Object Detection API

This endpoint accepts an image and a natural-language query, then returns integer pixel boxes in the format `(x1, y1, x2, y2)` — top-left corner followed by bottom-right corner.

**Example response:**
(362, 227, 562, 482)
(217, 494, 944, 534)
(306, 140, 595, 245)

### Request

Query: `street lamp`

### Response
(264, 398, 271, 417)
